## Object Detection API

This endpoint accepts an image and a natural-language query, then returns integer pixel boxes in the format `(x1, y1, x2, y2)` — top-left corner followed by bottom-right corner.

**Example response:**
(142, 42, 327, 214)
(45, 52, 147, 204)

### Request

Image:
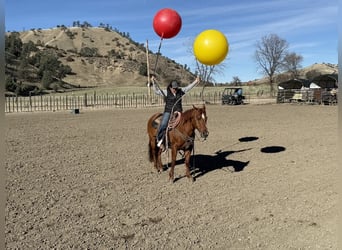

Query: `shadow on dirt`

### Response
(165, 149, 251, 182)
(260, 146, 286, 153)
(165, 136, 286, 182)
(238, 136, 259, 142)
(190, 149, 251, 178)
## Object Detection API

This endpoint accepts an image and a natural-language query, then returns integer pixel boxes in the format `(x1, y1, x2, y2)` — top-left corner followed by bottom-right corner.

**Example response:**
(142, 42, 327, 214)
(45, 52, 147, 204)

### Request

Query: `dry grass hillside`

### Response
(18, 26, 195, 87)
(11, 26, 337, 90)
(298, 62, 337, 76)
(252, 63, 338, 85)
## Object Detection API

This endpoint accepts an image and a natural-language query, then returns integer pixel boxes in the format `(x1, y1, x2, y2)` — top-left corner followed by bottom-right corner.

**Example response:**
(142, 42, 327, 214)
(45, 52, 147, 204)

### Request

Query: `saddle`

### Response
(167, 111, 181, 129)
(152, 111, 181, 130)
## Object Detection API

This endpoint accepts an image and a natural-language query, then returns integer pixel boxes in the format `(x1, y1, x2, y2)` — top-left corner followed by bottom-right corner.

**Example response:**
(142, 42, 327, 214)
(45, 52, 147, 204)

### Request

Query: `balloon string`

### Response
(152, 36, 166, 98)
(153, 36, 164, 75)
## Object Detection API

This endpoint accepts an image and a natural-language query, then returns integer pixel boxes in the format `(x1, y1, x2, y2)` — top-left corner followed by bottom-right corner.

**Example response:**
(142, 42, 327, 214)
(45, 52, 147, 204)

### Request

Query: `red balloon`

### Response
(153, 8, 182, 39)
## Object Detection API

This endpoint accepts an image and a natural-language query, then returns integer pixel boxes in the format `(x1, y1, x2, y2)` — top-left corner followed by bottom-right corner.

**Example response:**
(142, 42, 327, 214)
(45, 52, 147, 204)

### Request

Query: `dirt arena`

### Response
(5, 103, 338, 249)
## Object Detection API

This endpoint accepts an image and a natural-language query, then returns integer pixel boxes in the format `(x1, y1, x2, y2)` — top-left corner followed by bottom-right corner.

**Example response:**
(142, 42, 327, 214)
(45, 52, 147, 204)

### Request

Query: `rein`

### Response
(168, 111, 181, 129)
(167, 109, 205, 149)
(163, 108, 206, 173)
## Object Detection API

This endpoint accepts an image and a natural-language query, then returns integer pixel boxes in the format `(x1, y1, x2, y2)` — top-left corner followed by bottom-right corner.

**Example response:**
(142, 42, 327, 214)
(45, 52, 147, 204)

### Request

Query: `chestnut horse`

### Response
(147, 105, 209, 182)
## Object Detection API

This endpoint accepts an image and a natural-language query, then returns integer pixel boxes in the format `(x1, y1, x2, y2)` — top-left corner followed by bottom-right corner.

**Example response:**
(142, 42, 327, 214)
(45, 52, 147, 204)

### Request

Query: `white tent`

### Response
(309, 82, 321, 89)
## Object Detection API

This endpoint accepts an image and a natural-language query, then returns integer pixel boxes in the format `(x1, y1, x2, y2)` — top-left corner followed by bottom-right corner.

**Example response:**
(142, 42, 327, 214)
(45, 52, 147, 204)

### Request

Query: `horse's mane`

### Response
(182, 107, 193, 117)
(179, 105, 204, 125)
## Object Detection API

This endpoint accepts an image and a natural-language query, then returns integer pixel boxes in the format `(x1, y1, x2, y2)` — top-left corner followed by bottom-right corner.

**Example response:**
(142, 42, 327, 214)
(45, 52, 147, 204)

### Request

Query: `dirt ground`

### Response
(5, 103, 338, 249)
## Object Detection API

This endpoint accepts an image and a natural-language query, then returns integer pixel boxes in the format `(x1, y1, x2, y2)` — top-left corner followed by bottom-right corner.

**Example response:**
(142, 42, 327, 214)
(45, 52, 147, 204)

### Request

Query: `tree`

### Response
(21, 40, 38, 57)
(139, 63, 148, 76)
(231, 76, 242, 86)
(5, 76, 17, 93)
(41, 70, 54, 89)
(80, 47, 98, 57)
(281, 52, 303, 78)
(36, 50, 72, 84)
(195, 62, 215, 85)
(5, 32, 23, 66)
(56, 65, 72, 80)
(81, 21, 92, 28)
(194, 59, 227, 86)
(254, 34, 289, 95)
(37, 51, 62, 79)
(5, 32, 23, 58)
(73, 21, 81, 27)
(18, 57, 30, 80)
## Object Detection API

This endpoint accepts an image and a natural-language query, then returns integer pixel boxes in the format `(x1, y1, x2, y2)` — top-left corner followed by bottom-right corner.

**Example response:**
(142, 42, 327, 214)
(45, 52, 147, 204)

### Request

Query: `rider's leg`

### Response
(157, 112, 170, 146)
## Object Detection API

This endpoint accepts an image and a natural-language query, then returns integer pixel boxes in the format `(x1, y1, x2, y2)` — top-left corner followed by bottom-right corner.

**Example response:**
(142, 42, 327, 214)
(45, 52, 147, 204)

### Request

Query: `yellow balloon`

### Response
(193, 29, 229, 65)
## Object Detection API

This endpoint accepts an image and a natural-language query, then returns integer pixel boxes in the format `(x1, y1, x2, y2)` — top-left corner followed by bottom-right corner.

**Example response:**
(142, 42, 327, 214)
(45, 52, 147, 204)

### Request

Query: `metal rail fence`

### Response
(5, 92, 223, 113)
(277, 89, 338, 105)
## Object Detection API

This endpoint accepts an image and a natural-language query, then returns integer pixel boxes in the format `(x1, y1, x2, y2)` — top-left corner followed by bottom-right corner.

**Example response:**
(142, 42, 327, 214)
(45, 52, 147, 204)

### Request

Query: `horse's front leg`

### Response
(184, 150, 194, 182)
(168, 147, 178, 182)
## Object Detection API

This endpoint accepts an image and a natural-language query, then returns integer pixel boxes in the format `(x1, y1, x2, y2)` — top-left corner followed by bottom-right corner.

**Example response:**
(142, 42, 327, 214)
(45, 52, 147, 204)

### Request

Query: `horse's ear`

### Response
(202, 103, 206, 109)
(192, 104, 198, 110)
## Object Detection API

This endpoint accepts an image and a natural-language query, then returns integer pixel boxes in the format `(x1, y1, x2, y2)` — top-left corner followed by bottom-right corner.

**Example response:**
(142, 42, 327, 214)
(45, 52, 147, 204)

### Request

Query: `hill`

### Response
(298, 62, 337, 76)
(250, 63, 338, 85)
(6, 26, 337, 94)
(7, 26, 196, 89)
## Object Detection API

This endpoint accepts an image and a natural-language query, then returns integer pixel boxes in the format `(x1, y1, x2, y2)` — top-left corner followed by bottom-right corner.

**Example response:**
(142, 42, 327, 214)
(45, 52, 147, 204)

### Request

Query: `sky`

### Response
(5, 0, 338, 83)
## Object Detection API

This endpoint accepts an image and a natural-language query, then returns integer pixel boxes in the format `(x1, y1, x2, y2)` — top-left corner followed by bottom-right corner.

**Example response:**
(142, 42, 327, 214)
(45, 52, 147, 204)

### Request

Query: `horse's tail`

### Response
(147, 112, 162, 163)
(148, 142, 153, 162)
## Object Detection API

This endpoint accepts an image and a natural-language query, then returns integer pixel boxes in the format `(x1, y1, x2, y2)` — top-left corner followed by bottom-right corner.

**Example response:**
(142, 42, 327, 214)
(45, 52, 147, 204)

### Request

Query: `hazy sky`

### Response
(5, 0, 338, 83)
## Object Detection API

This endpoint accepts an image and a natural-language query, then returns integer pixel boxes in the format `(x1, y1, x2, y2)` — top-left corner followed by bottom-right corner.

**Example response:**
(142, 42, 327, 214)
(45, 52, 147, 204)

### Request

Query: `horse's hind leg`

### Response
(149, 139, 159, 172)
(156, 149, 163, 172)
(184, 150, 194, 182)
(168, 148, 178, 182)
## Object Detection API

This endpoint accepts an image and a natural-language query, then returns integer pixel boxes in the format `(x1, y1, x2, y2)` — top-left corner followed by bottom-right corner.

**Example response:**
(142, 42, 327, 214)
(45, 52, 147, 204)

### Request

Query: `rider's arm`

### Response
(181, 76, 200, 93)
(151, 76, 167, 96)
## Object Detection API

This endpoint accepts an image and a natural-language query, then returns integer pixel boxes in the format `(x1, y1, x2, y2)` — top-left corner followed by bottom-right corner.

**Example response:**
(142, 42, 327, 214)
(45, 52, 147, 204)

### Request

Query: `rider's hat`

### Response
(171, 81, 179, 89)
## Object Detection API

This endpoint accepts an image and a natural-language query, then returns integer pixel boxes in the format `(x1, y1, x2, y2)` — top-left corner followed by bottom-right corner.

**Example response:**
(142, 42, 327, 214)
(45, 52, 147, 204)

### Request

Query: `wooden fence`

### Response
(5, 92, 223, 113)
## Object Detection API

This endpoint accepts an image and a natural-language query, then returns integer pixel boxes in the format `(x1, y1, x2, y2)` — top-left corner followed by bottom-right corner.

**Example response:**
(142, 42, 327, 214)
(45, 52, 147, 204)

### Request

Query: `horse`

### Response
(147, 104, 209, 182)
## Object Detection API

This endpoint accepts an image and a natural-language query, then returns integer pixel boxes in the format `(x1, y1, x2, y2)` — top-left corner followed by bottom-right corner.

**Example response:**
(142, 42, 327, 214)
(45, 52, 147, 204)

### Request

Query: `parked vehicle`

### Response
(221, 87, 245, 105)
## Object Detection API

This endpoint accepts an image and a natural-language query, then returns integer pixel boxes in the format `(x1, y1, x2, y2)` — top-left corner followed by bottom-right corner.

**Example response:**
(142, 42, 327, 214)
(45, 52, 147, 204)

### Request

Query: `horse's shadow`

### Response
(191, 149, 251, 179)
(161, 135, 287, 182)
(165, 149, 251, 181)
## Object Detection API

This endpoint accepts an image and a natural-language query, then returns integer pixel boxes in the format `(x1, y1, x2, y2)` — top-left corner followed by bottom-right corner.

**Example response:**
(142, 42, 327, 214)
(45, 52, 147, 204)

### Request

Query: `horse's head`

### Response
(192, 104, 209, 139)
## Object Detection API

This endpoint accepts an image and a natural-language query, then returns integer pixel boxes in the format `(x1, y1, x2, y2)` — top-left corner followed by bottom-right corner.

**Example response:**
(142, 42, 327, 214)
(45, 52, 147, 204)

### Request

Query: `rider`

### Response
(234, 88, 242, 98)
(151, 75, 200, 148)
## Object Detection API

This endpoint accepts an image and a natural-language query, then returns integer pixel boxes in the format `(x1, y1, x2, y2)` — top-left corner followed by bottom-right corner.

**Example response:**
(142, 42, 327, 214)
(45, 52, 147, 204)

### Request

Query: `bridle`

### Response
(166, 108, 208, 150)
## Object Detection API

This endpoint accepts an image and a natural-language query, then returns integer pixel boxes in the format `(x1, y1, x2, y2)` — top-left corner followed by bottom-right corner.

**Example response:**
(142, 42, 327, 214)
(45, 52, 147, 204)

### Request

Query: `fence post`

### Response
(29, 93, 32, 111)
(84, 93, 87, 107)
(66, 95, 68, 110)
(8, 97, 11, 113)
(15, 95, 18, 112)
